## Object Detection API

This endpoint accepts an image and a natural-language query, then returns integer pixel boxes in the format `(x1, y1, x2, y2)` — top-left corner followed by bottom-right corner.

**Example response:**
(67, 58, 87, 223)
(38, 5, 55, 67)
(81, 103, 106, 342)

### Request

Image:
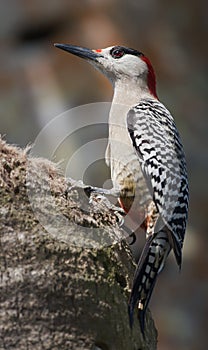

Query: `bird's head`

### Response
(54, 44, 157, 99)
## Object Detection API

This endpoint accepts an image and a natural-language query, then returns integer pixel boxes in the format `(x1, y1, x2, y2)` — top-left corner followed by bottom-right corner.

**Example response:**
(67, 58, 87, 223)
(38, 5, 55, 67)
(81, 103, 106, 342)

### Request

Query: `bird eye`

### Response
(110, 47, 125, 59)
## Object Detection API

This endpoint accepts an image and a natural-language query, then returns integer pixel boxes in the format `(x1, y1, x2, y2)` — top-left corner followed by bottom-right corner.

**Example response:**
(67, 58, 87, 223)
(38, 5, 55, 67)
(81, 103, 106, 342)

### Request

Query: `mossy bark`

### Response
(0, 138, 157, 350)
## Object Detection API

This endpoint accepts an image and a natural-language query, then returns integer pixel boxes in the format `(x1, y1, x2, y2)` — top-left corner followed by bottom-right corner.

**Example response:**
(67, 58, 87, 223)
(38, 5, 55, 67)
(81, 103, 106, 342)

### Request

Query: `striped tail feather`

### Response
(128, 230, 171, 334)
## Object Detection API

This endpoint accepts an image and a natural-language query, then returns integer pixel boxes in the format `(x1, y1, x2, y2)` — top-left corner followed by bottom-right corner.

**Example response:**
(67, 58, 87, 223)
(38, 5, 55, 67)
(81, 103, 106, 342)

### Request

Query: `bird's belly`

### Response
(109, 148, 151, 212)
(106, 109, 152, 216)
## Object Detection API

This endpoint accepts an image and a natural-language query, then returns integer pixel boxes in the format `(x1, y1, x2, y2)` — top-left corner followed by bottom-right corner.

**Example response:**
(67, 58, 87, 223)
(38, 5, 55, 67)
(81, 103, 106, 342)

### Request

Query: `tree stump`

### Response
(0, 137, 157, 349)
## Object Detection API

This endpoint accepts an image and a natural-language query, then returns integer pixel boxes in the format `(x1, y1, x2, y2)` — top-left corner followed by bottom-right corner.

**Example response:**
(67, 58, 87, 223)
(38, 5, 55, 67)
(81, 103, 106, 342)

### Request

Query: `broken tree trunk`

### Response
(0, 138, 157, 350)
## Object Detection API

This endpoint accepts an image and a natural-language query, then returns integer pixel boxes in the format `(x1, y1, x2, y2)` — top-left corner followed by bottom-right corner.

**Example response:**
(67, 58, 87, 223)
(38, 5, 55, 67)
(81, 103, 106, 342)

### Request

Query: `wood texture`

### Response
(0, 138, 157, 350)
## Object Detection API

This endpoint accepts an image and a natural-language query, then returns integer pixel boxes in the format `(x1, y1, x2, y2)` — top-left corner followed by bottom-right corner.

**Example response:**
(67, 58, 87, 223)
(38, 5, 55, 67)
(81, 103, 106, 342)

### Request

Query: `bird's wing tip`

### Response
(128, 304, 134, 329)
(128, 303, 146, 336)
(138, 309, 146, 336)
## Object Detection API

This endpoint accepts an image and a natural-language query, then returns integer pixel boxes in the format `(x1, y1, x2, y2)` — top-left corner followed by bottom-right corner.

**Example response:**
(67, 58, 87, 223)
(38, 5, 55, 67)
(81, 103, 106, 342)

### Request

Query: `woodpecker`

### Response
(55, 44, 189, 334)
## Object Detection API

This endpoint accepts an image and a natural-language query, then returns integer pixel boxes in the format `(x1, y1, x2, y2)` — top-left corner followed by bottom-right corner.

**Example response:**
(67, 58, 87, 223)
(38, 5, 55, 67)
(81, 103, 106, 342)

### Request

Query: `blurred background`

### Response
(0, 1, 207, 349)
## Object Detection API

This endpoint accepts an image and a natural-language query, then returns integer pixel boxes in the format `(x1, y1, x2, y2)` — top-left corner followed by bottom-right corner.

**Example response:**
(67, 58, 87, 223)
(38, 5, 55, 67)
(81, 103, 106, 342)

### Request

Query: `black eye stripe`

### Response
(110, 46, 144, 59)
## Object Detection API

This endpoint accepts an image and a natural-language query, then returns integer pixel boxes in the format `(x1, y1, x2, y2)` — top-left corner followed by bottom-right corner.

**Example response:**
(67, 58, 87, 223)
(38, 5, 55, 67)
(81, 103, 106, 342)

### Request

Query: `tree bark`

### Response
(0, 137, 157, 350)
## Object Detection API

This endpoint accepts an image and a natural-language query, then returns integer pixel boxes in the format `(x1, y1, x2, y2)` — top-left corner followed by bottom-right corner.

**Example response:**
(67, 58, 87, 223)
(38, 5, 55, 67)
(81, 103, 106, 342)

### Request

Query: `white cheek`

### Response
(96, 54, 147, 80)
(117, 56, 147, 77)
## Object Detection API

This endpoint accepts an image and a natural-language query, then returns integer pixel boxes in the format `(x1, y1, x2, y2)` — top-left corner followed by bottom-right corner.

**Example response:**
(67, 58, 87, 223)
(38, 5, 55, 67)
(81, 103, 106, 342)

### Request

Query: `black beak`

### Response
(54, 43, 102, 61)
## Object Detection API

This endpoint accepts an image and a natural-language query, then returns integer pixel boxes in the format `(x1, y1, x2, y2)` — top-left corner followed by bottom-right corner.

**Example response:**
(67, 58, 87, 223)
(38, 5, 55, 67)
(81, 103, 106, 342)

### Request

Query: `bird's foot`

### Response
(65, 177, 125, 225)
(84, 185, 120, 198)
(85, 186, 125, 225)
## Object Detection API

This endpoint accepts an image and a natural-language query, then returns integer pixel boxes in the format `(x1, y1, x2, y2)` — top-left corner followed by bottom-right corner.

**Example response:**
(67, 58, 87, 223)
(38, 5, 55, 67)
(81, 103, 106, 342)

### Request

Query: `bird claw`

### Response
(89, 191, 125, 222)
(65, 177, 125, 223)
(120, 223, 136, 245)
(84, 185, 120, 199)
(128, 232, 137, 245)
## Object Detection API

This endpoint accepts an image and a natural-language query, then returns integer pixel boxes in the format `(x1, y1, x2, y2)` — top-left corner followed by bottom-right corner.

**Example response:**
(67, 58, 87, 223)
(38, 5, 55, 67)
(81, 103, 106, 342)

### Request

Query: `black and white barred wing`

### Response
(127, 99, 189, 266)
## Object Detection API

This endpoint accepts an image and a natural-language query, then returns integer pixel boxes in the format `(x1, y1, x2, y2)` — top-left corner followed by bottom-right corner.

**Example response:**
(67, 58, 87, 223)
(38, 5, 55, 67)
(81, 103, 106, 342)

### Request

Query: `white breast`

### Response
(105, 103, 142, 192)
